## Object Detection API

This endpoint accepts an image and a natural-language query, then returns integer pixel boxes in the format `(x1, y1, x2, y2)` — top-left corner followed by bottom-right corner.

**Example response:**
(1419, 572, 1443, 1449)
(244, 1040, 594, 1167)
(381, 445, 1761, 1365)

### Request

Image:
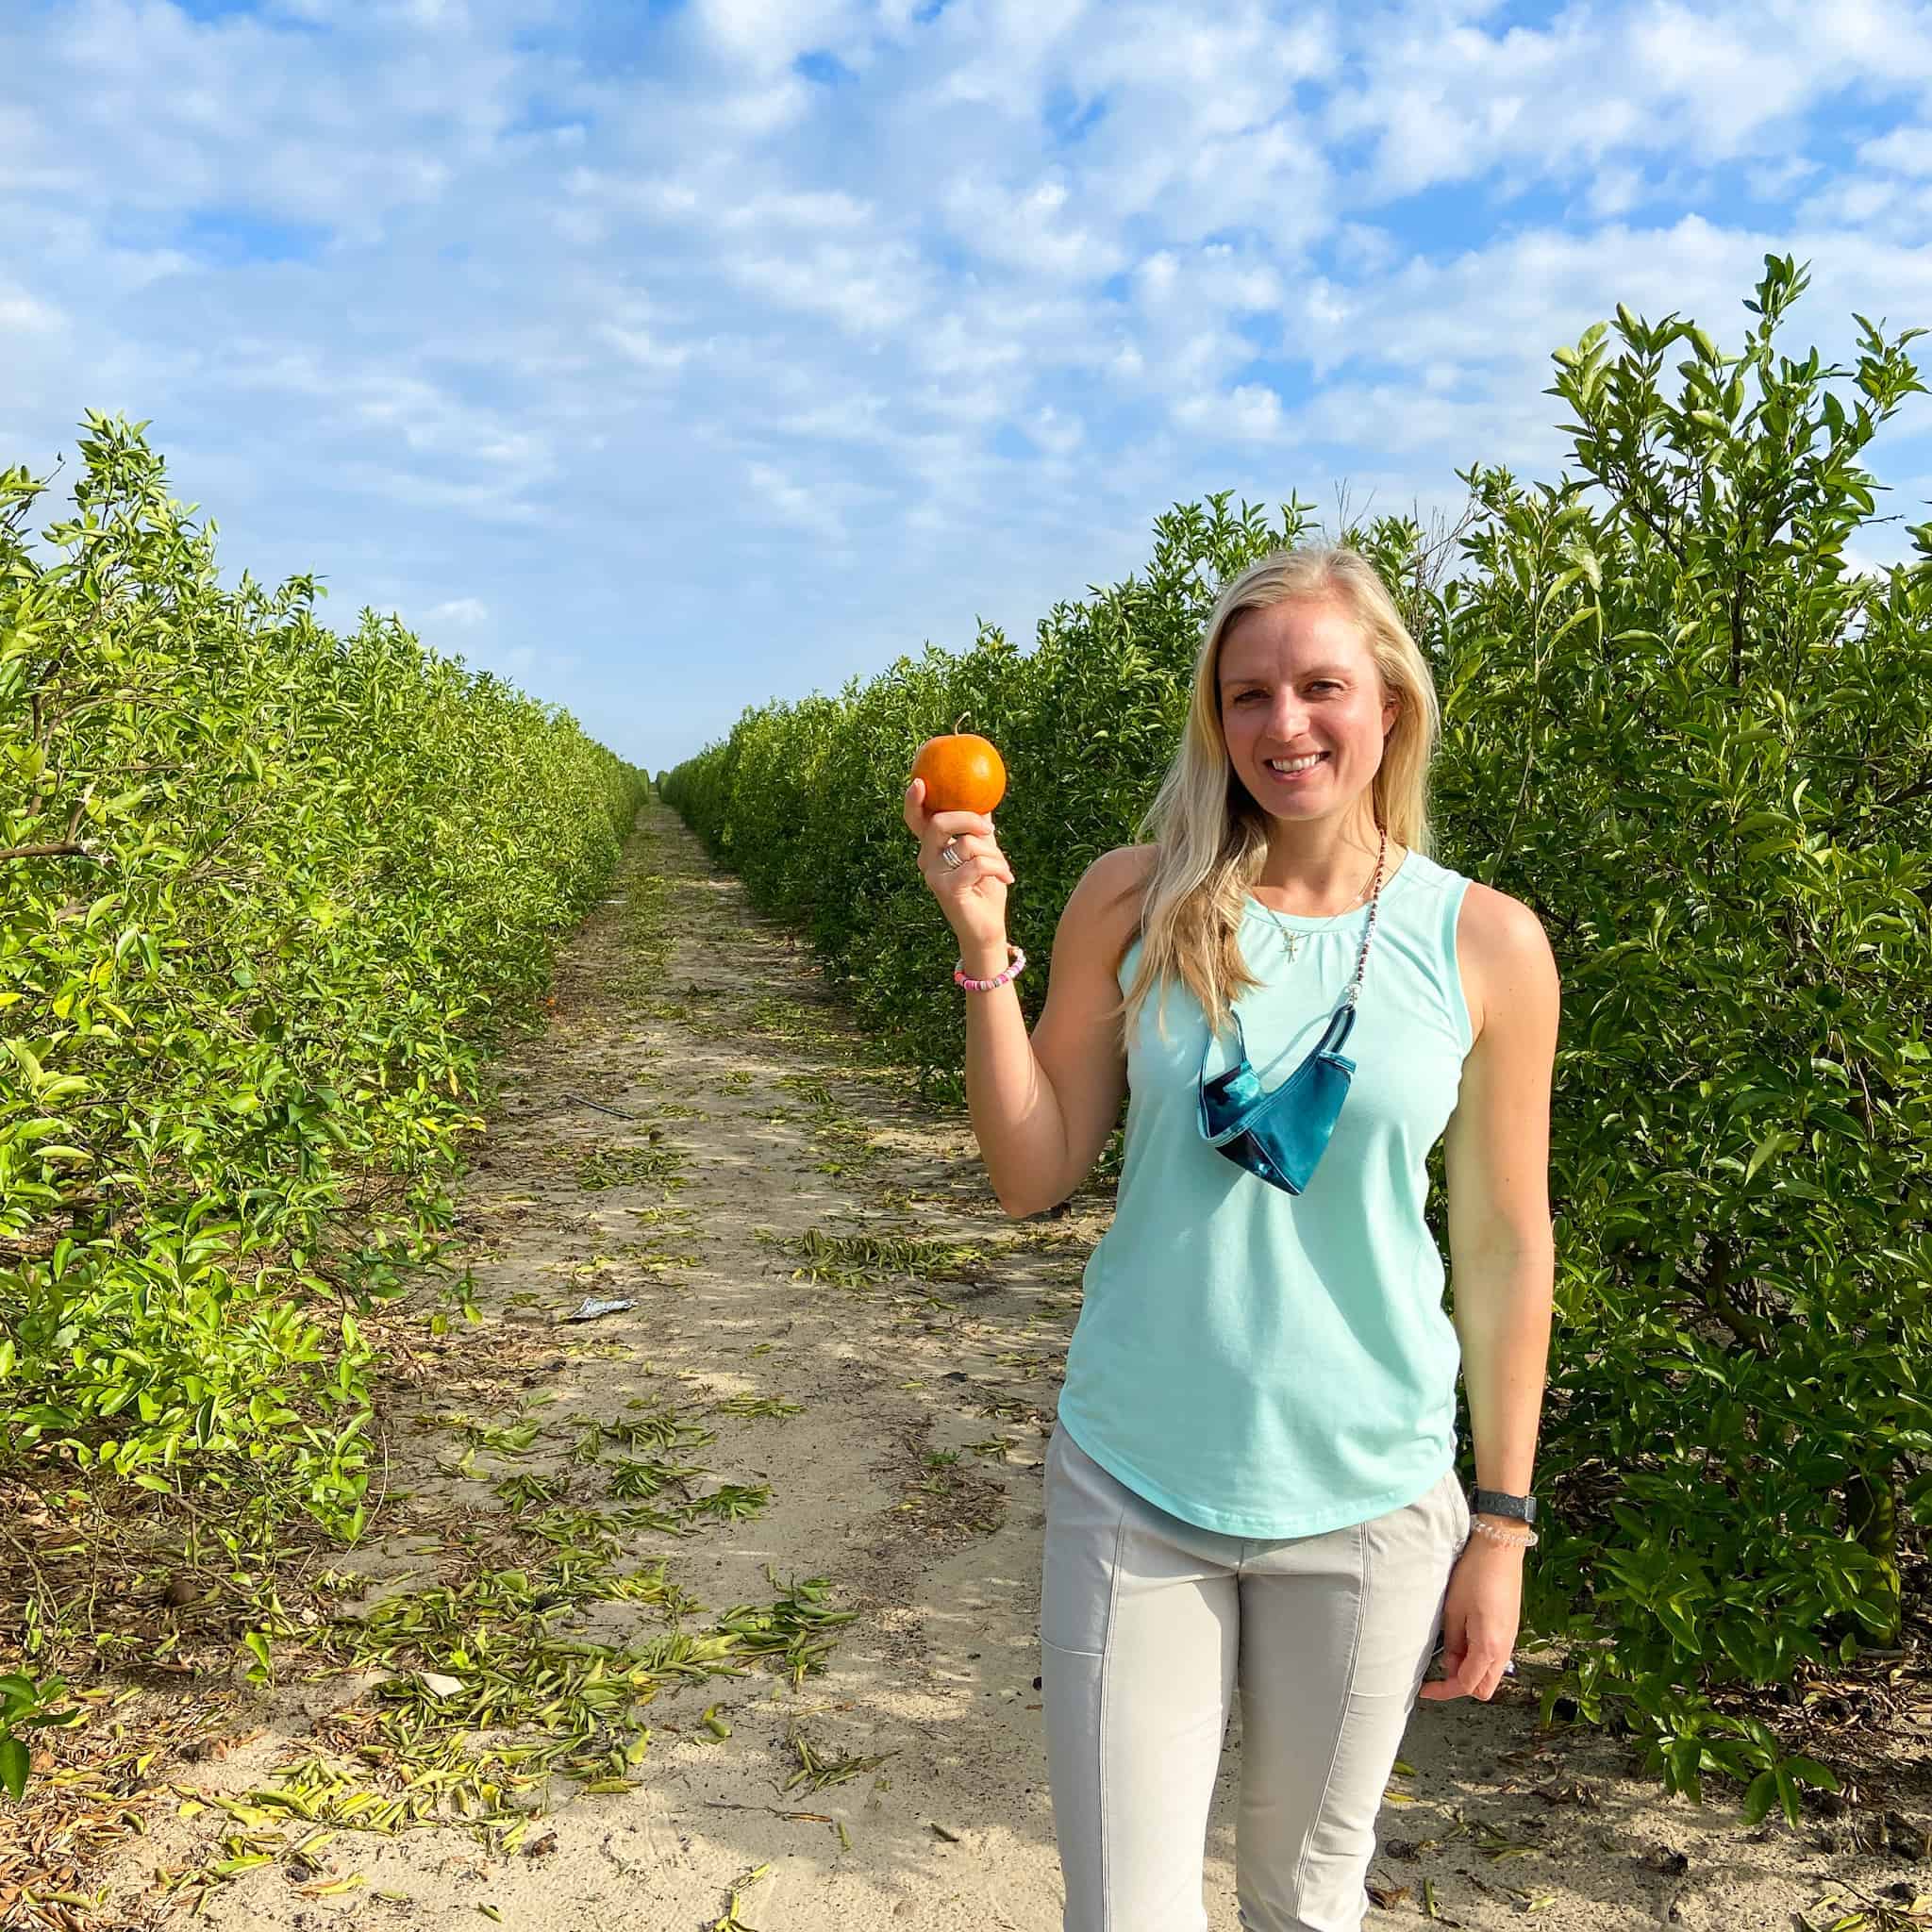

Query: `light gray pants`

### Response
(1040, 1424, 1470, 1932)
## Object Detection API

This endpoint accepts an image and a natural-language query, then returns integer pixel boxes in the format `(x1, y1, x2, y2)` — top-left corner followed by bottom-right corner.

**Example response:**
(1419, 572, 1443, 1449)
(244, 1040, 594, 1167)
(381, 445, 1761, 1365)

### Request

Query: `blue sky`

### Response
(6, 0, 1932, 773)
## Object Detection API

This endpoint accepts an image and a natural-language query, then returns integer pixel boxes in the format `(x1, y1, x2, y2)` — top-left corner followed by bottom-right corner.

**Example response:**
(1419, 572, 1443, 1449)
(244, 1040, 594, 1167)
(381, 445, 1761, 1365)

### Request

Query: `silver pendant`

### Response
(1258, 907, 1302, 961)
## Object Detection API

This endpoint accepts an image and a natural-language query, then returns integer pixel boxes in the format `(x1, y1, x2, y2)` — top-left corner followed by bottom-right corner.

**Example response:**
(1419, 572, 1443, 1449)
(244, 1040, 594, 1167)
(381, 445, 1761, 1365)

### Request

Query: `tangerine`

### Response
(910, 731, 1007, 815)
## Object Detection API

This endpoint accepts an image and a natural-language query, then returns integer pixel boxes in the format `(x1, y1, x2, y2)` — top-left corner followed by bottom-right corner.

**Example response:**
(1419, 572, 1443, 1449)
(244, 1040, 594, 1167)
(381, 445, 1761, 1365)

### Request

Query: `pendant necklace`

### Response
(1252, 848, 1385, 966)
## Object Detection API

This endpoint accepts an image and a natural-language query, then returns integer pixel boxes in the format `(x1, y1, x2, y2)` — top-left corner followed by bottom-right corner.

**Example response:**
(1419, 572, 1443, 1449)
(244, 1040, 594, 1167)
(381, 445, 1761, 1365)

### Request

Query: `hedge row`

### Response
(0, 414, 645, 1554)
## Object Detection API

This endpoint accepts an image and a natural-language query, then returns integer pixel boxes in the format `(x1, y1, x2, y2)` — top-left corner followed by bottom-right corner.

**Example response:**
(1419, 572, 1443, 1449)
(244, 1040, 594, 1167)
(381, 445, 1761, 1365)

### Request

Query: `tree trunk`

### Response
(1845, 1463, 1903, 1649)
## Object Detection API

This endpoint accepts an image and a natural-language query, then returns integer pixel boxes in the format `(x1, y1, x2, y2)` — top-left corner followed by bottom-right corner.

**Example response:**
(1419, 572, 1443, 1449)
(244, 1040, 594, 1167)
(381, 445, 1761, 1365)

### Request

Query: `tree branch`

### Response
(1693, 1237, 1775, 1354)
(0, 841, 92, 861)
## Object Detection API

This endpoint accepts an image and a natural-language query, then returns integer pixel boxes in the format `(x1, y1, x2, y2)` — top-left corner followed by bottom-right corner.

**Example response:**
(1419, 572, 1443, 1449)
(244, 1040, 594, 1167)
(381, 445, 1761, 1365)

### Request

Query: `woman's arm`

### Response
(1420, 883, 1560, 1703)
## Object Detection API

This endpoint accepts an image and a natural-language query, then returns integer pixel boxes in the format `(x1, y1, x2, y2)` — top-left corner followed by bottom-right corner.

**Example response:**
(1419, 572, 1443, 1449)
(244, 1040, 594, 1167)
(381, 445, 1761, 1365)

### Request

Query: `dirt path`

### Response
(108, 802, 1913, 1931)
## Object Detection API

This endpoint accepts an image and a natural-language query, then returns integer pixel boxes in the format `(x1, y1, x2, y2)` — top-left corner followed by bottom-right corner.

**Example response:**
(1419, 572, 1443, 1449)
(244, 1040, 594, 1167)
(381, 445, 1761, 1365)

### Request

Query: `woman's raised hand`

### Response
(904, 775, 1015, 950)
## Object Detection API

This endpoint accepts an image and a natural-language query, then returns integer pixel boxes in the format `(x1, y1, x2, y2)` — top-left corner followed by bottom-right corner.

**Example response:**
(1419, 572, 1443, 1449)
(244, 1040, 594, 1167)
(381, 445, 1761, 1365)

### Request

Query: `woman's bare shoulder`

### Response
(1091, 841, 1160, 882)
(1456, 881, 1558, 1044)
(1056, 842, 1158, 952)
(1087, 842, 1159, 918)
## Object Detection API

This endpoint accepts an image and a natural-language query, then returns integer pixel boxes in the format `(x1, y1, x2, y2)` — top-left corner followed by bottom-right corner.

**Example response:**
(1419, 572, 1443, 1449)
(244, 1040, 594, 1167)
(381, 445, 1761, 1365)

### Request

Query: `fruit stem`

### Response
(953, 713, 967, 735)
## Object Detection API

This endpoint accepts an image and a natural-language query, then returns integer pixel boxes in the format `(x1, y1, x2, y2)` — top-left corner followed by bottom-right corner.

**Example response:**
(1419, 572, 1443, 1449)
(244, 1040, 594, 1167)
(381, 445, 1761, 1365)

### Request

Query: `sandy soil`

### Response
(97, 800, 1924, 1932)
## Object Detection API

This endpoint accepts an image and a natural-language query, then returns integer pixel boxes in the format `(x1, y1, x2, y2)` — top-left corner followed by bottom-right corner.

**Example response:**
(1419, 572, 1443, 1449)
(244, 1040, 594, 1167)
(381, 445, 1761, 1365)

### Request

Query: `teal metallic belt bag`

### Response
(1196, 835, 1388, 1197)
(1197, 1002, 1357, 1195)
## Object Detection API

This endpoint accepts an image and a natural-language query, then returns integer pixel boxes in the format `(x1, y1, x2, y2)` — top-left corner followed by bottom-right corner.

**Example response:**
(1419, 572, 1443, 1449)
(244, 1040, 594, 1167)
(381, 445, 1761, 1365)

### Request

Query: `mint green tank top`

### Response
(1056, 849, 1475, 1539)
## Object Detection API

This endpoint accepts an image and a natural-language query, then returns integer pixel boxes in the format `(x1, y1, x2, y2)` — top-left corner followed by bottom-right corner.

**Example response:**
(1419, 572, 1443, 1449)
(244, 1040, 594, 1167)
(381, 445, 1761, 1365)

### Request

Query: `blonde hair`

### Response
(1108, 545, 1442, 1047)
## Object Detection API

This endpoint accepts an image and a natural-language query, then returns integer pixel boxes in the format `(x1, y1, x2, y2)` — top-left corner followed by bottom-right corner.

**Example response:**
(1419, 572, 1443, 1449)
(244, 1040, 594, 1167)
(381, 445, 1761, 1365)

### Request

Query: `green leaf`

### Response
(1740, 1769, 1778, 1828)
(1744, 1127, 1795, 1184)
(0, 1736, 28, 1801)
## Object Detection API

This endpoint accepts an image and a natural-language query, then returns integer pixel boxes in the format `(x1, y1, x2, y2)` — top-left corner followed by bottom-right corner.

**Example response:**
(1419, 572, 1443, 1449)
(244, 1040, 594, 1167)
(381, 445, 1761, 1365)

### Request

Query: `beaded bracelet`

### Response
(955, 944, 1026, 993)
(1469, 1517, 1539, 1551)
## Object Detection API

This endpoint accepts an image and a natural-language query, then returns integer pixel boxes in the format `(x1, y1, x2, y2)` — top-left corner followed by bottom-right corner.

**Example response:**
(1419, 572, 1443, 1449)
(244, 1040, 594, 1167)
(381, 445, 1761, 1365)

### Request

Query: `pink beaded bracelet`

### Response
(954, 943, 1026, 993)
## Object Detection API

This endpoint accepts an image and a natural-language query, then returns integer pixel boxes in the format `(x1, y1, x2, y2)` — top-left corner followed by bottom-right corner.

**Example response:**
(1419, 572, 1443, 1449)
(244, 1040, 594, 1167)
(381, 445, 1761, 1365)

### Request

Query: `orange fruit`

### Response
(911, 732, 1006, 815)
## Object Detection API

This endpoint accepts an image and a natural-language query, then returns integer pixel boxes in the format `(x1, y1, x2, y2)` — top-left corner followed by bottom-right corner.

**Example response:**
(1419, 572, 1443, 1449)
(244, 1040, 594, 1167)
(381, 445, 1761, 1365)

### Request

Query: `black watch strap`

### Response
(1473, 1488, 1538, 1525)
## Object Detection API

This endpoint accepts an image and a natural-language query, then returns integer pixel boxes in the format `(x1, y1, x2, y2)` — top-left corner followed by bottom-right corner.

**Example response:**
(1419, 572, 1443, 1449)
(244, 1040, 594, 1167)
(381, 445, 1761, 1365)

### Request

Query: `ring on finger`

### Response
(940, 838, 965, 871)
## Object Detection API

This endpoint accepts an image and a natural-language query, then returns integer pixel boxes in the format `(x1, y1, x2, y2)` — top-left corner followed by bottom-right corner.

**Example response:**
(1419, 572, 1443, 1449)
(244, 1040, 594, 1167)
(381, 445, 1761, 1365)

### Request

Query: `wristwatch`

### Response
(1472, 1488, 1539, 1525)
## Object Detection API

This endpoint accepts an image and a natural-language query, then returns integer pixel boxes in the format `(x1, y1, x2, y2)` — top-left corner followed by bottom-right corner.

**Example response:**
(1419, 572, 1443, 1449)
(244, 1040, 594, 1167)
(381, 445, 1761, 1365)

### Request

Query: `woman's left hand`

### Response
(1417, 1536, 1524, 1702)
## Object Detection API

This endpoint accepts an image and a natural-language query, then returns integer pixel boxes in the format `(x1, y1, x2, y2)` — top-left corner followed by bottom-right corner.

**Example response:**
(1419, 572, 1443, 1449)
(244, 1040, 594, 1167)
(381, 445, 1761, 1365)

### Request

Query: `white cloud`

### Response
(1585, 165, 1644, 219)
(1859, 125, 1932, 174)
(1174, 383, 1288, 442)
(714, 75, 815, 137)
(943, 171, 1125, 279)
(727, 241, 928, 333)
(1797, 175, 1918, 229)
(1327, 0, 1932, 201)
(699, 0, 864, 75)
(425, 596, 489, 626)
(336, 461, 548, 524)
(747, 458, 847, 541)
(720, 189, 875, 231)
(1331, 224, 1398, 275)
(1027, 405, 1085, 457)
(1744, 155, 1821, 200)
(568, 167, 706, 222)
(774, 389, 891, 441)
(600, 324, 691, 373)
(0, 287, 63, 335)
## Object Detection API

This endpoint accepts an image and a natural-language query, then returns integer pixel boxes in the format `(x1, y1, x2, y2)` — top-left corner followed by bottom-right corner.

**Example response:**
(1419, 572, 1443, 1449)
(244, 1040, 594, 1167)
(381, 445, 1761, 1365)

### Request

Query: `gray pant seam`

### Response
(1287, 1517, 1370, 1916)
(1095, 1497, 1129, 1932)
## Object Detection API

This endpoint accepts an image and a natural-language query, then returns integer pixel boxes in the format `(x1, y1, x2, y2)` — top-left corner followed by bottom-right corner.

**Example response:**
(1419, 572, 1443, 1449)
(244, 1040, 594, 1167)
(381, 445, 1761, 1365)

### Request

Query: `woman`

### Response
(903, 545, 1558, 1932)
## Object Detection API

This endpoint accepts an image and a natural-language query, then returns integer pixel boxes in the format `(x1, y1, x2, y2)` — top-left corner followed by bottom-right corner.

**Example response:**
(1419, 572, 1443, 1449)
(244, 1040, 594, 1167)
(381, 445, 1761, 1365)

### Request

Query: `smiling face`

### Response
(1215, 596, 1399, 828)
